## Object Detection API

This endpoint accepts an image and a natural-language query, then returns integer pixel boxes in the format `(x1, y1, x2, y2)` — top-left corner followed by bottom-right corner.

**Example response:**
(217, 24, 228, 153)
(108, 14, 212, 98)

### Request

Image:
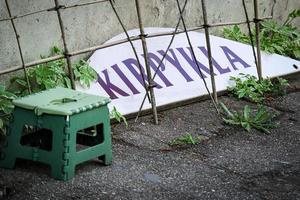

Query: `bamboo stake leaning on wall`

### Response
(175, 0, 219, 113)
(134, 0, 189, 122)
(4, 0, 32, 93)
(242, 0, 259, 76)
(201, 0, 217, 103)
(109, 0, 150, 102)
(253, 0, 263, 80)
(62, 0, 108, 9)
(0, 7, 49, 22)
(134, 0, 159, 125)
(54, 0, 76, 89)
(0, 0, 109, 22)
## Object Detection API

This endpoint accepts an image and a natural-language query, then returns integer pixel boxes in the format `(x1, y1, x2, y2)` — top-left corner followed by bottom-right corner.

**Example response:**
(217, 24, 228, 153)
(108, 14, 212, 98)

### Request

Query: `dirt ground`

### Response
(0, 75, 299, 200)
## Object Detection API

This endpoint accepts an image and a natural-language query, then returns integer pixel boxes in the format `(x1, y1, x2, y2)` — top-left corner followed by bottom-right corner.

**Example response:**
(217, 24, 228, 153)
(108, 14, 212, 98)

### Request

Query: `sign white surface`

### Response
(77, 28, 300, 115)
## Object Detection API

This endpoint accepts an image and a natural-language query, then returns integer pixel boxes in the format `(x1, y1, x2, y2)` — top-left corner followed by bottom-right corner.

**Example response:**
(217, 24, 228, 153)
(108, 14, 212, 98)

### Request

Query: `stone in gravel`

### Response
(143, 172, 161, 184)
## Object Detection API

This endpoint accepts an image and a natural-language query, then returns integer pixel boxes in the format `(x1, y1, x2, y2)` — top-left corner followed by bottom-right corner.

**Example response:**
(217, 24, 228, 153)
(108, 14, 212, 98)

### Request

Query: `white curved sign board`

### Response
(77, 28, 300, 115)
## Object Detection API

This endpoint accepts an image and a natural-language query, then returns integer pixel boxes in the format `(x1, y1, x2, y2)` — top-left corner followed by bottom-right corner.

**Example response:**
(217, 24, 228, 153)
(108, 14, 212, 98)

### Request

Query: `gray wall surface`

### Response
(0, 0, 299, 79)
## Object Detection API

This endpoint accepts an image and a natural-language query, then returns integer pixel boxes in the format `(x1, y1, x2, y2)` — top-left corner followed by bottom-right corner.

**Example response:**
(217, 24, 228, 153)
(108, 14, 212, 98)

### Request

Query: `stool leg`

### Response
(51, 163, 75, 181)
(50, 159, 75, 181)
(98, 108, 112, 165)
(99, 153, 112, 165)
(61, 128, 77, 181)
(0, 118, 24, 169)
(49, 119, 76, 181)
(46, 118, 67, 180)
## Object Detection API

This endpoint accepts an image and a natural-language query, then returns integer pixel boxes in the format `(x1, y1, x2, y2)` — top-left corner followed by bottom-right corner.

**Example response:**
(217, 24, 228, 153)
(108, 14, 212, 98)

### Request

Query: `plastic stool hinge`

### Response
(37, 117, 43, 128)
(64, 127, 70, 135)
(63, 173, 68, 180)
(65, 118, 70, 127)
(62, 165, 68, 173)
(63, 139, 69, 147)
(32, 148, 39, 161)
(62, 159, 69, 166)
(63, 152, 69, 160)
(64, 146, 70, 153)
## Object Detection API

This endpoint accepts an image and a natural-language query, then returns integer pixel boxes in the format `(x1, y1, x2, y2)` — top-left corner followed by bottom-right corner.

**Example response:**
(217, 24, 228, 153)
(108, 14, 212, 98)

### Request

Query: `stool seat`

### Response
(13, 87, 110, 116)
(0, 87, 112, 181)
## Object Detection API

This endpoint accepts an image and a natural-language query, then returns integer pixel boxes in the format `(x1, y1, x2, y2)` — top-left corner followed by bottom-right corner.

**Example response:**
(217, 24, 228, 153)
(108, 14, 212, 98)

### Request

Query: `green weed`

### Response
(7, 46, 97, 96)
(110, 106, 128, 127)
(0, 85, 16, 135)
(169, 133, 207, 146)
(73, 60, 97, 88)
(219, 102, 277, 134)
(223, 25, 250, 44)
(223, 9, 300, 60)
(228, 74, 289, 103)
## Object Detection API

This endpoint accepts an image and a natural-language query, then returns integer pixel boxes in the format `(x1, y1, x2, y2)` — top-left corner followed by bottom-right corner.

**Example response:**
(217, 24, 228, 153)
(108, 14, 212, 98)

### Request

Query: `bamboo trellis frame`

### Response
(0, 0, 269, 124)
(4, 0, 32, 93)
(54, 0, 76, 89)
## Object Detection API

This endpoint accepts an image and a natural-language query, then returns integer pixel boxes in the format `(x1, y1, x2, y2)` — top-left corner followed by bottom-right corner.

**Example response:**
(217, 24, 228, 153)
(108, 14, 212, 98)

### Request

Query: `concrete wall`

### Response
(0, 0, 299, 80)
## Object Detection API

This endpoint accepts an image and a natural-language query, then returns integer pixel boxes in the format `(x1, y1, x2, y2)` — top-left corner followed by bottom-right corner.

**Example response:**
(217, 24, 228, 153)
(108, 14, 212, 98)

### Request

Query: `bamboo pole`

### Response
(4, 0, 32, 93)
(135, 0, 189, 122)
(109, 0, 150, 101)
(54, 0, 76, 89)
(210, 16, 271, 27)
(0, 0, 109, 22)
(134, 0, 158, 125)
(175, 0, 219, 113)
(62, 0, 109, 10)
(0, 8, 49, 22)
(201, 0, 217, 103)
(242, 0, 258, 76)
(253, 0, 263, 80)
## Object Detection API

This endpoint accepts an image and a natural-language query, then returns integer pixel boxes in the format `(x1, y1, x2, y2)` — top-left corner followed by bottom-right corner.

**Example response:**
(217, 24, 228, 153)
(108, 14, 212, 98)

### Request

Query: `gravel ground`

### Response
(0, 75, 299, 200)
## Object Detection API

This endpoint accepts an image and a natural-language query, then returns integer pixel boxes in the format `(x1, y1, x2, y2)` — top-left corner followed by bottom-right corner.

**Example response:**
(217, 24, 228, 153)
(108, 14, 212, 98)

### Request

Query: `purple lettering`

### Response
(220, 46, 251, 70)
(158, 49, 193, 82)
(111, 64, 140, 95)
(177, 47, 211, 77)
(145, 52, 173, 87)
(97, 69, 129, 99)
(122, 58, 162, 89)
(198, 47, 231, 74)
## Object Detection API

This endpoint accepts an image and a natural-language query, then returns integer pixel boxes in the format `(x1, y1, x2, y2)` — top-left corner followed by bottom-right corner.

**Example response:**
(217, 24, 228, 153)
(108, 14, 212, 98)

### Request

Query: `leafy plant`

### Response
(228, 74, 272, 103)
(220, 102, 277, 133)
(168, 133, 206, 146)
(283, 9, 300, 26)
(7, 76, 30, 97)
(28, 57, 71, 92)
(0, 85, 16, 135)
(73, 60, 97, 88)
(7, 46, 97, 96)
(110, 106, 128, 127)
(260, 19, 300, 59)
(228, 74, 289, 103)
(223, 9, 300, 60)
(223, 25, 250, 44)
(272, 77, 289, 96)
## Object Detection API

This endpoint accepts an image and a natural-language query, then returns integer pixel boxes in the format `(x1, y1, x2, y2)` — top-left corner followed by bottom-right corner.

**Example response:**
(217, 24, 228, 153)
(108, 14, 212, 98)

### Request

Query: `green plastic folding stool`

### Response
(0, 87, 112, 181)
